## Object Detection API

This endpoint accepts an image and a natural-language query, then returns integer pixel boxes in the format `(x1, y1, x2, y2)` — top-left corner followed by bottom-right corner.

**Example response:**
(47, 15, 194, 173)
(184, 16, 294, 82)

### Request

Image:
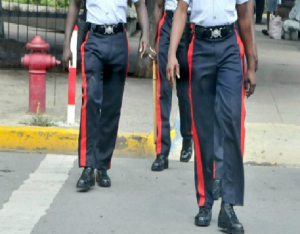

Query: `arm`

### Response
(247, 0, 258, 71)
(62, 0, 81, 69)
(149, 0, 165, 61)
(237, 2, 256, 97)
(134, 0, 150, 57)
(166, 0, 188, 86)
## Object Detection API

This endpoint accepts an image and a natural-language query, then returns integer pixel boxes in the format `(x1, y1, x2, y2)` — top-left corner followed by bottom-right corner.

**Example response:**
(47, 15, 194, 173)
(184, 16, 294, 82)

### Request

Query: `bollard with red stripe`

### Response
(67, 25, 78, 124)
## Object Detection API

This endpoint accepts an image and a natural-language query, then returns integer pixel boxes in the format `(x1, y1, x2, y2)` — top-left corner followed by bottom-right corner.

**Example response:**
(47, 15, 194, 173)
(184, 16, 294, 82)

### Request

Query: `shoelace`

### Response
(100, 170, 107, 177)
(199, 207, 208, 214)
(83, 168, 92, 179)
(154, 157, 164, 164)
(227, 205, 238, 221)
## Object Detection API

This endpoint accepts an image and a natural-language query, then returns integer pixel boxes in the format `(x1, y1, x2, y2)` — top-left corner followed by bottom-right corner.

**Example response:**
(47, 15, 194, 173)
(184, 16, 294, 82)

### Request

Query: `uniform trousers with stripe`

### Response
(188, 31, 246, 209)
(213, 23, 246, 181)
(156, 12, 192, 157)
(78, 30, 128, 171)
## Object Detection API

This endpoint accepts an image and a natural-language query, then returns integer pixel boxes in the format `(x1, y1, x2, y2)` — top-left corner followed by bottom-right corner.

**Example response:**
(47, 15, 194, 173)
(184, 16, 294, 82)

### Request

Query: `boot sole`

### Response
(218, 221, 244, 234)
(195, 220, 210, 227)
(151, 161, 169, 171)
(76, 178, 95, 191)
(180, 157, 191, 163)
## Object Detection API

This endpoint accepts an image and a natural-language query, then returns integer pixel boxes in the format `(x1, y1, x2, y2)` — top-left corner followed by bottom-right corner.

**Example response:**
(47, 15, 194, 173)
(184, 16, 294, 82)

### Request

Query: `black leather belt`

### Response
(165, 10, 191, 19)
(195, 24, 235, 39)
(88, 23, 124, 35)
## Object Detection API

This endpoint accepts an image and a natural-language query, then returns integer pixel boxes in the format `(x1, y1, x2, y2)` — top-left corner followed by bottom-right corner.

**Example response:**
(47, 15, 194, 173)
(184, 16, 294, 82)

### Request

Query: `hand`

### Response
(148, 46, 157, 62)
(62, 46, 72, 72)
(139, 35, 149, 58)
(244, 69, 256, 98)
(166, 54, 180, 87)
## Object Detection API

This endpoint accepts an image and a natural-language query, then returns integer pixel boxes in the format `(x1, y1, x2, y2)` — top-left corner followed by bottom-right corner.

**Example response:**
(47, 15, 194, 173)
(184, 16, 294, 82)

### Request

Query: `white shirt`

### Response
(87, 0, 139, 25)
(165, 0, 191, 12)
(183, 0, 248, 27)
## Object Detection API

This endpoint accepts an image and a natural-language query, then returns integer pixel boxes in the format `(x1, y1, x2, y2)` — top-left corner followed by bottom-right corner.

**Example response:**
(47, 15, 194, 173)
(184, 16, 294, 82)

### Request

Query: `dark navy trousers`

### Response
(213, 23, 245, 181)
(156, 12, 192, 157)
(78, 30, 128, 171)
(188, 31, 246, 209)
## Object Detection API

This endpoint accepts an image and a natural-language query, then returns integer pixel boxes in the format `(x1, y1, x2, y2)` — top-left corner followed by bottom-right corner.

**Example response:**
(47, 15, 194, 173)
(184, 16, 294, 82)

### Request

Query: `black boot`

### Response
(218, 203, 244, 234)
(151, 155, 168, 171)
(96, 170, 111, 187)
(180, 140, 193, 162)
(76, 167, 95, 191)
(213, 179, 222, 200)
(195, 207, 212, 226)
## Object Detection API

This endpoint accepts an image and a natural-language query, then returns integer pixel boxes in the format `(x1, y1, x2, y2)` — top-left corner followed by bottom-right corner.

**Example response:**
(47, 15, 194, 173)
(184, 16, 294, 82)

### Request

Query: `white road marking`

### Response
(0, 154, 75, 234)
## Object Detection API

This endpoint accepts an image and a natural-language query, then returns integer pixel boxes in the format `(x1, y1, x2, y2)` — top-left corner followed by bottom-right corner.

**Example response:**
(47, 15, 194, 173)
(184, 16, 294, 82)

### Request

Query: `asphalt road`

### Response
(0, 152, 300, 234)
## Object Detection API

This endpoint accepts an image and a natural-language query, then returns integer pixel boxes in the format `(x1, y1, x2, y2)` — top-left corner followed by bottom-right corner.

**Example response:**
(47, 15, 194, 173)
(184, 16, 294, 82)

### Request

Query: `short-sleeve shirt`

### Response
(86, 0, 139, 25)
(182, 0, 248, 27)
(165, 0, 191, 12)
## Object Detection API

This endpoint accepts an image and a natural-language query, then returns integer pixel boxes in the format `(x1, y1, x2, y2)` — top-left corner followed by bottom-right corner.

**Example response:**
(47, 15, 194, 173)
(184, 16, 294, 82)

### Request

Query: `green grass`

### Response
(3, 0, 70, 8)
(29, 114, 56, 127)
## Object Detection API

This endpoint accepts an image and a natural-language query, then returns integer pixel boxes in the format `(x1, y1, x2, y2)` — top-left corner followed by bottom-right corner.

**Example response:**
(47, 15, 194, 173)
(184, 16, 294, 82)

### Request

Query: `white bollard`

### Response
(67, 25, 78, 124)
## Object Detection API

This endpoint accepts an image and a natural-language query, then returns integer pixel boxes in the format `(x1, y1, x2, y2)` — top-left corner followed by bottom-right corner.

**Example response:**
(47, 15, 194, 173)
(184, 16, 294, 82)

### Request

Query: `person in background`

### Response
(256, 0, 266, 23)
(262, 0, 279, 35)
(149, 0, 193, 172)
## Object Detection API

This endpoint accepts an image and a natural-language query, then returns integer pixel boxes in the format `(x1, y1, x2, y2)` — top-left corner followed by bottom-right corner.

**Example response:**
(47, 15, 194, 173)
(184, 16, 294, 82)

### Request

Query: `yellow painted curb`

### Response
(0, 126, 176, 157)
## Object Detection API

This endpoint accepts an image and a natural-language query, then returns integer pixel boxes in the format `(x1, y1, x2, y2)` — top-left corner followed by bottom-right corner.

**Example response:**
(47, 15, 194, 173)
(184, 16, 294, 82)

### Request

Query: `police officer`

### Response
(62, 0, 149, 191)
(167, 0, 256, 233)
(149, 0, 193, 171)
(212, 0, 258, 201)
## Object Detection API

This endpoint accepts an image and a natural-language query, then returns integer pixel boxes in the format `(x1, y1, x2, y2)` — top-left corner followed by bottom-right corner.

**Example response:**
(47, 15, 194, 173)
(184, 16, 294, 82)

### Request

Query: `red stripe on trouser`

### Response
(188, 35, 206, 207)
(190, 23, 194, 34)
(235, 30, 246, 158)
(156, 13, 166, 155)
(79, 32, 90, 167)
(213, 162, 216, 180)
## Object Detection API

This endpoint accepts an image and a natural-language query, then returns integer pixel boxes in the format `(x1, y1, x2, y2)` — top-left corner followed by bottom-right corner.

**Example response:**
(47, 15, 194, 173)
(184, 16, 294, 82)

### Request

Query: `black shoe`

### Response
(180, 140, 193, 162)
(195, 207, 212, 226)
(151, 155, 168, 171)
(218, 203, 244, 234)
(213, 179, 222, 200)
(256, 18, 264, 24)
(262, 29, 269, 36)
(76, 167, 95, 191)
(96, 170, 111, 187)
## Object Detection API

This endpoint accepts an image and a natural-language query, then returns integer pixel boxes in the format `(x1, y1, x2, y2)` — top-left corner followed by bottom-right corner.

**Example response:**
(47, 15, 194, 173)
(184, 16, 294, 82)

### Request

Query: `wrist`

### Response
(63, 39, 71, 48)
(247, 66, 255, 72)
(150, 43, 156, 50)
(168, 50, 176, 58)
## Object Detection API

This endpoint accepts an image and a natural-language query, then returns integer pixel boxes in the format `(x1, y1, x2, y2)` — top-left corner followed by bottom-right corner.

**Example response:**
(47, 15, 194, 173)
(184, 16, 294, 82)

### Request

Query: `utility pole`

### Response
(0, 0, 5, 38)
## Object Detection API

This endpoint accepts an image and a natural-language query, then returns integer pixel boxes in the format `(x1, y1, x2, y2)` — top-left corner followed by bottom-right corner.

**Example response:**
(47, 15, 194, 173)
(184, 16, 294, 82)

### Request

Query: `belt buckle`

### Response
(104, 25, 115, 34)
(210, 28, 222, 38)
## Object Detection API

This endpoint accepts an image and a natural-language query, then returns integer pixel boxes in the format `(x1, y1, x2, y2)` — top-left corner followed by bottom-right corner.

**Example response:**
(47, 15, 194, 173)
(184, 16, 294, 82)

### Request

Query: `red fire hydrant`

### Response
(21, 36, 60, 113)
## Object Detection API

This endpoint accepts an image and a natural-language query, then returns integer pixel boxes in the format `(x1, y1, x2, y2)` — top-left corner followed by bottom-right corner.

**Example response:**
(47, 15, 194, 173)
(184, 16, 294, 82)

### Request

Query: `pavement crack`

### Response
(269, 84, 283, 123)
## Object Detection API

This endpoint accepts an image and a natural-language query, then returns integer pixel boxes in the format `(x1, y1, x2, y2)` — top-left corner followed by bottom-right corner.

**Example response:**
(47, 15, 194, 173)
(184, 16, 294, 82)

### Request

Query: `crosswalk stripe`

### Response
(0, 154, 75, 234)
